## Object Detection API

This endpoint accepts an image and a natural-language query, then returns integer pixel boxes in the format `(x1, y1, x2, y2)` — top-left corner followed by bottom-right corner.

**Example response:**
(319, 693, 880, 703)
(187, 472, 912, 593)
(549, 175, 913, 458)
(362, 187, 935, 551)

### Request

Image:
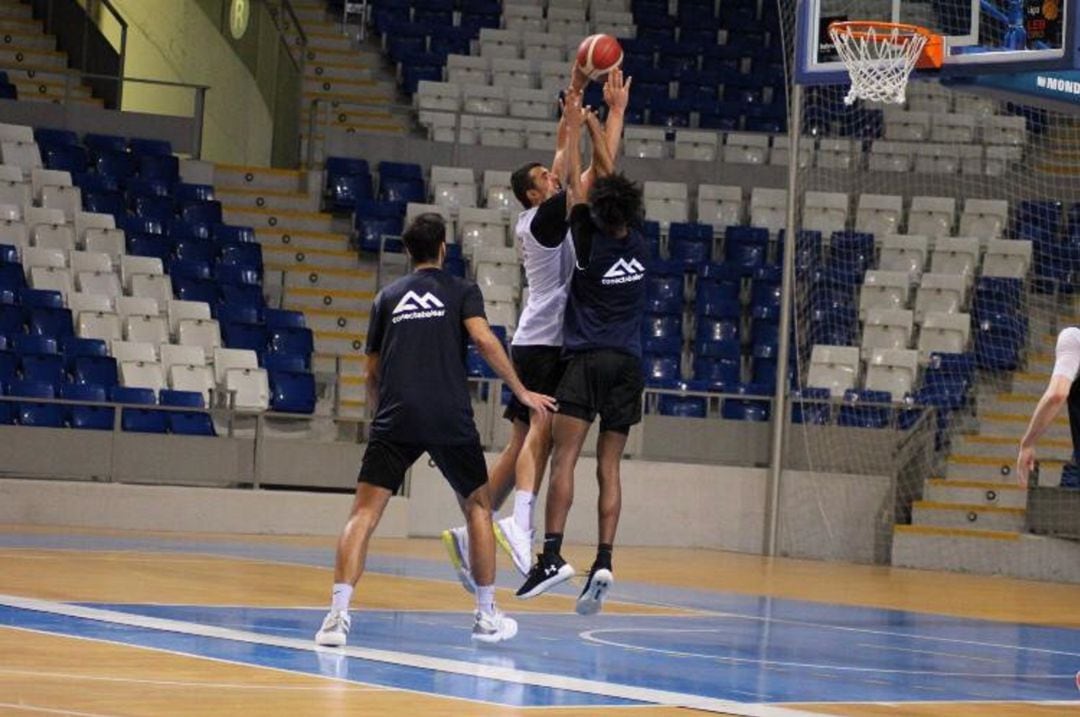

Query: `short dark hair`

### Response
(588, 173, 644, 235)
(402, 213, 446, 264)
(510, 162, 543, 209)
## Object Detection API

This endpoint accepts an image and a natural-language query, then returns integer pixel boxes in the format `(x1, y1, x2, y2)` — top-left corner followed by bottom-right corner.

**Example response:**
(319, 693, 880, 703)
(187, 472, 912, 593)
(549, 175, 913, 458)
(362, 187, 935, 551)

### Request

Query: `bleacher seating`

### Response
(0, 123, 317, 433)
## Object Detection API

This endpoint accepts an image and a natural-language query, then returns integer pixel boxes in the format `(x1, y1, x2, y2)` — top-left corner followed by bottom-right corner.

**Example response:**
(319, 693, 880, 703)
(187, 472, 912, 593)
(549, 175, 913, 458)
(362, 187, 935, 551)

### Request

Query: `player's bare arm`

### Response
(1017, 374, 1071, 485)
(365, 353, 379, 418)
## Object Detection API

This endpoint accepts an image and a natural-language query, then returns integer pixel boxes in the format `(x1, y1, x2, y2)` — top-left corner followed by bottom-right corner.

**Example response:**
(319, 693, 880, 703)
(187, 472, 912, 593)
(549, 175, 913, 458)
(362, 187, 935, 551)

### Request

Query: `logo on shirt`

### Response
(391, 291, 446, 323)
(601, 258, 645, 285)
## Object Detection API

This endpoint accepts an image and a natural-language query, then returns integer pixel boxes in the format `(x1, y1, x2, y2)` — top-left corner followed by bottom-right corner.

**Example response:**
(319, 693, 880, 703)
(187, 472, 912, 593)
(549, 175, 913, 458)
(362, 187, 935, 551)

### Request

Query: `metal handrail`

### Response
(265, 0, 308, 72)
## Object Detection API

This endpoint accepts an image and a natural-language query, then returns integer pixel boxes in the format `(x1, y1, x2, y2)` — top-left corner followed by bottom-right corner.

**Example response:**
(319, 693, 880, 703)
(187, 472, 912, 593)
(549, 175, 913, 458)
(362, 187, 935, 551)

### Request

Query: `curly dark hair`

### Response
(588, 173, 644, 235)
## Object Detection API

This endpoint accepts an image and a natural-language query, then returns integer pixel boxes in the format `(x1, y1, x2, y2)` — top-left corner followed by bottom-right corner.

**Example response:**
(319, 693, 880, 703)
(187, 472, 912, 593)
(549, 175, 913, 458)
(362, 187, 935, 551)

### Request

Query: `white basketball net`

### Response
(828, 23, 929, 105)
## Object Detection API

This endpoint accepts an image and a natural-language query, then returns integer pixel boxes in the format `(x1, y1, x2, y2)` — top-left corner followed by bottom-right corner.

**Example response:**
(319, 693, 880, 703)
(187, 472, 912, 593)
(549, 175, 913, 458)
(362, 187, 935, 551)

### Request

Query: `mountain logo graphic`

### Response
(393, 291, 446, 314)
(601, 258, 646, 284)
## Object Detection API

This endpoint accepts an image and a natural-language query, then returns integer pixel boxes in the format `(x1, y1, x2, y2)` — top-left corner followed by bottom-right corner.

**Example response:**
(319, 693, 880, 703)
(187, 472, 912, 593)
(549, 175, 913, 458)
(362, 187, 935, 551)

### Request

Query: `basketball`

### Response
(576, 34, 623, 81)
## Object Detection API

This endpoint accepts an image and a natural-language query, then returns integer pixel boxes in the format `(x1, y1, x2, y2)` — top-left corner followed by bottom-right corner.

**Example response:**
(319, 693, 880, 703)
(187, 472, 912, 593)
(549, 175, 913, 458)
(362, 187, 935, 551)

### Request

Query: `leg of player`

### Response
(576, 429, 626, 616)
(516, 413, 589, 598)
(494, 408, 553, 576)
(441, 419, 528, 592)
(464, 482, 518, 643)
(314, 483, 393, 646)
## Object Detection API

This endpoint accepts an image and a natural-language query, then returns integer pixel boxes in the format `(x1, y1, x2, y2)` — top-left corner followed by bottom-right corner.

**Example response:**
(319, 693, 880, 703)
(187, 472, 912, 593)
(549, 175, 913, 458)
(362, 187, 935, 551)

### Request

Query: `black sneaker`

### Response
(575, 565, 614, 616)
(515, 553, 575, 599)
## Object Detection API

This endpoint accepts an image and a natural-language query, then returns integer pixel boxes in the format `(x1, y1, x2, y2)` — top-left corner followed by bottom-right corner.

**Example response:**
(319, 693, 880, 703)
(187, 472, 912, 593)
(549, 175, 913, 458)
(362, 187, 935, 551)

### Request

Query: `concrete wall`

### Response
(109, 0, 273, 164)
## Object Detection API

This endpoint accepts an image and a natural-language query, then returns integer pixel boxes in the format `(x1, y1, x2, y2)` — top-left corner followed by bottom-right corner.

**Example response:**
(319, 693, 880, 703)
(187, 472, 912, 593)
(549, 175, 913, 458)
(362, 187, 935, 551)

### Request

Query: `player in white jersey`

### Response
(1018, 326, 1080, 487)
(441, 68, 631, 589)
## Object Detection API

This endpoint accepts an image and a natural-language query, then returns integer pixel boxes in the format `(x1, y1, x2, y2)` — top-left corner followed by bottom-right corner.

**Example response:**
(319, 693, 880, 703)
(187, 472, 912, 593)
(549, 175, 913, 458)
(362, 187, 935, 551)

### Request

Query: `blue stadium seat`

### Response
(777, 229, 822, 273)
(160, 389, 216, 436)
(75, 174, 120, 195)
(181, 201, 223, 225)
(649, 98, 693, 127)
(28, 307, 73, 338)
(126, 234, 172, 261)
(668, 222, 712, 266)
(122, 215, 165, 237)
(265, 309, 306, 329)
(0, 347, 16, 386)
(214, 265, 260, 289)
(973, 276, 1024, 318)
(213, 224, 257, 244)
(84, 133, 127, 153)
(19, 289, 63, 310)
(268, 326, 314, 357)
(42, 144, 89, 174)
(220, 283, 265, 309)
(73, 355, 118, 389)
(111, 385, 167, 433)
(222, 321, 268, 354)
(172, 277, 220, 304)
(973, 312, 1025, 371)
(644, 275, 684, 314)
(378, 177, 425, 204)
(216, 302, 263, 326)
(138, 154, 180, 183)
(791, 387, 831, 425)
(13, 335, 58, 361)
(0, 82, 15, 100)
(693, 356, 740, 388)
(61, 382, 114, 430)
(264, 353, 307, 372)
(173, 240, 216, 264)
(721, 383, 771, 421)
(0, 381, 12, 424)
(94, 150, 137, 181)
(132, 195, 175, 222)
(724, 226, 769, 275)
(129, 138, 173, 156)
(658, 388, 707, 418)
(1015, 199, 1062, 237)
(127, 177, 173, 199)
(35, 128, 79, 147)
(0, 303, 23, 335)
(10, 379, 64, 427)
(837, 389, 893, 428)
(168, 218, 211, 241)
(215, 243, 261, 272)
(168, 258, 212, 281)
(827, 231, 875, 275)
(0, 243, 18, 265)
(750, 279, 782, 312)
(82, 190, 127, 218)
(269, 370, 316, 414)
(642, 313, 682, 350)
(643, 353, 681, 385)
(695, 294, 740, 321)
(175, 183, 216, 203)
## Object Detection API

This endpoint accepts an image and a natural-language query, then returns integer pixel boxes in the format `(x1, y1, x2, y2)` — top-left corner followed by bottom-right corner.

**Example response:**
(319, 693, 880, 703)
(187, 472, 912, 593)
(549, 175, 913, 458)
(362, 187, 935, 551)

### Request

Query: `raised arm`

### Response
(465, 316, 557, 417)
(550, 64, 590, 183)
(563, 92, 586, 211)
(581, 67, 630, 189)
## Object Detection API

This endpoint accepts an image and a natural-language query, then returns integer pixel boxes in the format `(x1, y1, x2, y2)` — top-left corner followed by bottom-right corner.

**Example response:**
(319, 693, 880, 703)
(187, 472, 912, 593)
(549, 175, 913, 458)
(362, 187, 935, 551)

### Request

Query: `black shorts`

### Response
(503, 344, 567, 424)
(358, 437, 488, 498)
(555, 349, 644, 434)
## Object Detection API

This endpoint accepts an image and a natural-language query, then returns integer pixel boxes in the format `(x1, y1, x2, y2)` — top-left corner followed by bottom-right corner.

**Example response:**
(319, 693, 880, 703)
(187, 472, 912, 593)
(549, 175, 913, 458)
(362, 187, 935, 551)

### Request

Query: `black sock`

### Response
(595, 543, 613, 571)
(543, 533, 563, 559)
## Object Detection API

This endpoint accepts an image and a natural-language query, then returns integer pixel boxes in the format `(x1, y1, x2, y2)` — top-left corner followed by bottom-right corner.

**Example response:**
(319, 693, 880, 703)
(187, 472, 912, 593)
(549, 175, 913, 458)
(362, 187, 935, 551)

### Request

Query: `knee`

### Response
(464, 484, 492, 513)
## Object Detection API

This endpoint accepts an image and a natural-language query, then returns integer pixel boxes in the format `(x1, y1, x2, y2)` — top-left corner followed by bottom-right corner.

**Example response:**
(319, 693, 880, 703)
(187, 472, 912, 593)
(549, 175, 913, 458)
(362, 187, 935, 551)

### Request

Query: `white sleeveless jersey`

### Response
(511, 205, 576, 347)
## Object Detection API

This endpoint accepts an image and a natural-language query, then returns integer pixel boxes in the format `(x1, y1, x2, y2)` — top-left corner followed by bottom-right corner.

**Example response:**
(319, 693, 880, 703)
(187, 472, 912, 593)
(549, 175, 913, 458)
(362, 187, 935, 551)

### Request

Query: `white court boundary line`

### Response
(0, 594, 820, 717)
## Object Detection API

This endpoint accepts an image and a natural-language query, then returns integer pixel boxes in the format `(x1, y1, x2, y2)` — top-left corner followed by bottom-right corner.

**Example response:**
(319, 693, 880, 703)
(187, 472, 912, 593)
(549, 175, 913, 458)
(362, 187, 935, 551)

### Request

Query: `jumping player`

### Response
(441, 67, 631, 589)
(516, 108, 647, 616)
(314, 214, 555, 647)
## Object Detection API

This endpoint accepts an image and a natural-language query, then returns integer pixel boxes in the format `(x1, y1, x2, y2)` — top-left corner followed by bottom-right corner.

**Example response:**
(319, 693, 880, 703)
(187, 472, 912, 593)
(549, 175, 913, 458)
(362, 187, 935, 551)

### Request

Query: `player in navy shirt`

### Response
(516, 101, 647, 617)
(315, 214, 556, 647)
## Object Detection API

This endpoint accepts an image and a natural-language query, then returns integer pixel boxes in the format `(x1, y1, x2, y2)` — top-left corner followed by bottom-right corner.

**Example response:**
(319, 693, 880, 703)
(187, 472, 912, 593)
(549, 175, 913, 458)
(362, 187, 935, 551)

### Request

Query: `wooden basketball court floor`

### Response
(0, 524, 1077, 716)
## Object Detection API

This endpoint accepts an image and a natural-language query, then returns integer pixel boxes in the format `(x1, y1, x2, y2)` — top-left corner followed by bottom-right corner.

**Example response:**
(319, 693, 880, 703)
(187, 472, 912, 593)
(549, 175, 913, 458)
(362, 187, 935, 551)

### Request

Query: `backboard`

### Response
(795, 0, 1080, 84)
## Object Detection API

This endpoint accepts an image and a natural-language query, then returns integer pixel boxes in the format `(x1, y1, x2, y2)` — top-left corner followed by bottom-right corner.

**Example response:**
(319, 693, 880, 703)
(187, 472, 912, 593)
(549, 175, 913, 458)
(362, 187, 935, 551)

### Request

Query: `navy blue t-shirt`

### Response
(365, 268, 486, 444)
(563, 205, 647, 358)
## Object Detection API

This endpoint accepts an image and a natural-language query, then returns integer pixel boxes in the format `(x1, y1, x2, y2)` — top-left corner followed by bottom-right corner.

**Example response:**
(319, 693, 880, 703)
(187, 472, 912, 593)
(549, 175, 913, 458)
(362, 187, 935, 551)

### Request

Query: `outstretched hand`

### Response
(603, 67, 631, 112)
(562, 88, 585, 128)
(519, 391, 558, 418)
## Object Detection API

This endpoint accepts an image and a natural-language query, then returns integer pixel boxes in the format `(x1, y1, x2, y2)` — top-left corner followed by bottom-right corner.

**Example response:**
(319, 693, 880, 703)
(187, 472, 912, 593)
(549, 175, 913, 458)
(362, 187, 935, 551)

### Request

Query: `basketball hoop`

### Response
(828, 21, 943, 105)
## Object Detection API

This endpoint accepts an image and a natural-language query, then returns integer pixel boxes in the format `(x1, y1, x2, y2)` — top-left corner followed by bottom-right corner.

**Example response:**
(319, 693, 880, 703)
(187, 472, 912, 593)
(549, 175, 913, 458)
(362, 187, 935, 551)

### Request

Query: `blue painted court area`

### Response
(2, 599, 1078, 709)
(1, 532, 1078, 711)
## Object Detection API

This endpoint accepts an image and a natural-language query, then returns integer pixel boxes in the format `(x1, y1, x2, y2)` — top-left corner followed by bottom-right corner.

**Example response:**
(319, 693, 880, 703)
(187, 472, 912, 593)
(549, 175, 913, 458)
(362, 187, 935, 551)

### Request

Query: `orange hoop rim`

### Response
(828, 20, 944, 69)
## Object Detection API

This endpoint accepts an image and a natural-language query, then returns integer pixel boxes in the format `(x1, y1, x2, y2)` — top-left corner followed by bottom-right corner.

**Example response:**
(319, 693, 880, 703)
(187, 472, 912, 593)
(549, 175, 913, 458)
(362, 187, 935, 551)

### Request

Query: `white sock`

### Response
(331, 583, 353, 613)
(476, 584, 496, 615)
(512, 490, 534, 532)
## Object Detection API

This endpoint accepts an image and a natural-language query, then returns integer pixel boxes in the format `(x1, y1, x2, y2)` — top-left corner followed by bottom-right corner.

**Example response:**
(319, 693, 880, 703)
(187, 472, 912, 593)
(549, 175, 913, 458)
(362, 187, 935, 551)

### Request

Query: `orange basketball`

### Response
(576, 34, 623, 81)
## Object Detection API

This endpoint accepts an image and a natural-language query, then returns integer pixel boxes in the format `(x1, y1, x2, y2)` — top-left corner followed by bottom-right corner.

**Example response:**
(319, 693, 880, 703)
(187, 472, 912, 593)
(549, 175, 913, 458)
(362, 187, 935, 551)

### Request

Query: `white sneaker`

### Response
(471, 609, 518, 644)
(494, 516, 534, 576)
(575, 568, 614, 616)
(315, 610, 351, 647)
(441, 526, 476, 594)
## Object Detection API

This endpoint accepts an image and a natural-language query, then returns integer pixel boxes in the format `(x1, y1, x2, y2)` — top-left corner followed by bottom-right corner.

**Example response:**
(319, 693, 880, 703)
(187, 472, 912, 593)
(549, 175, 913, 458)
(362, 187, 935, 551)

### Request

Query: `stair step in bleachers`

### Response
(282, 285, 371, 314)
(216, 187, 319, 214)
(222, 206, 337, 235)
(912, 501, 1027, 532)
(214, 165, 305, 194)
